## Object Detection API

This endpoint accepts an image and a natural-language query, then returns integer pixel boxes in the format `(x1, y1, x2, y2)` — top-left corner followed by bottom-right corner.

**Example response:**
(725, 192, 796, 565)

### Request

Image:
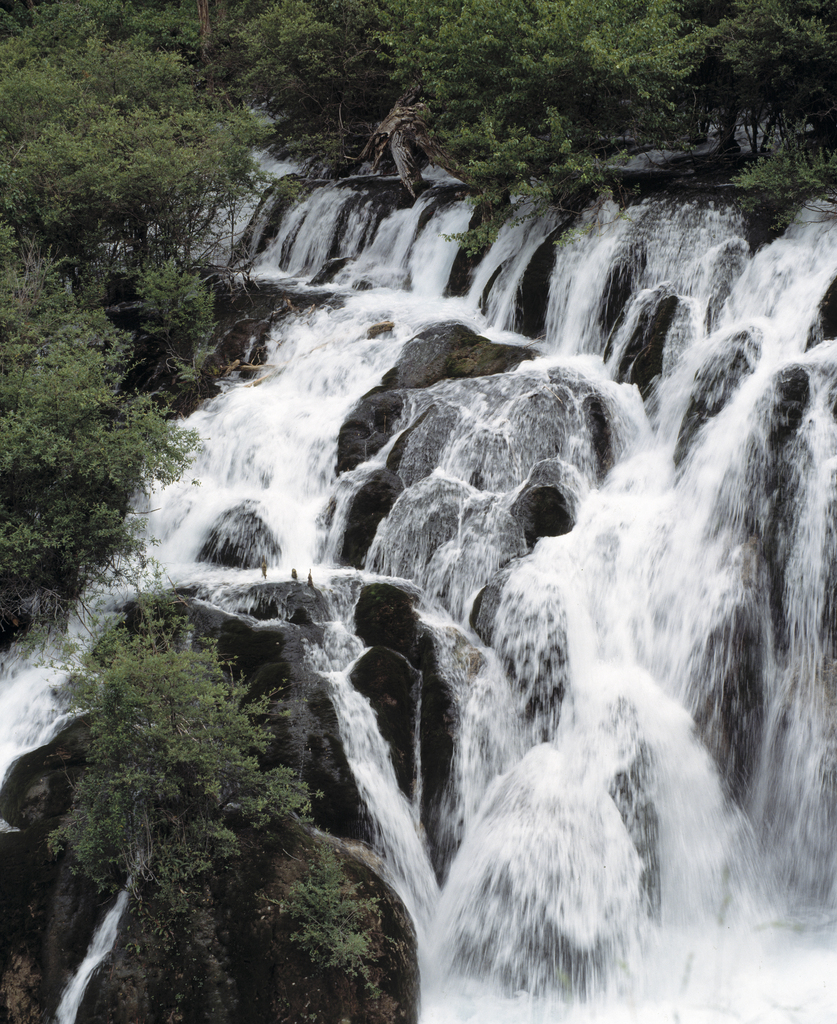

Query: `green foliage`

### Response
(232, 0, 397, 170)
(0, 20, 270, 288)
(734, 144, 837, 225)
(51, 591, 309, 926)
(285, 846, 379, 986)
(380, 0, 704, 231)
(137, 261, 215, 363)
(0, 239, 199, 624)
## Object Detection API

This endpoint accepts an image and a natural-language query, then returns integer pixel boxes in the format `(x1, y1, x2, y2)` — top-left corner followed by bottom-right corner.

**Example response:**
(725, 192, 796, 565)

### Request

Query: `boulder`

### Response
(336, 389, 405, 474)
(515, 228, 560, 338)
(191, 606, 363, 836)
(674, 328, 762, 467)
(510, 467, 574, 548)
(310, 256, 352, 286)
(381, 322, 535, 391)
(196, 501, 280, 570)
(354, 583, 419, 664)
(75, 824, 419, 1024)
(583, 393, 615, 482)
(349, 648, 415, 797)
(225, 580, 332, 625)
(341, 469, 405, 568)
(616, 287, 680, 399)
(385, 404, 459, 486)
(0, 720, 89, 830)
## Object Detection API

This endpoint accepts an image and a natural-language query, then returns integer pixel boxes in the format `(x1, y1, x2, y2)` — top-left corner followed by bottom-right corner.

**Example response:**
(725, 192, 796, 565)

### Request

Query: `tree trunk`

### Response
(360, 94, 462, 199)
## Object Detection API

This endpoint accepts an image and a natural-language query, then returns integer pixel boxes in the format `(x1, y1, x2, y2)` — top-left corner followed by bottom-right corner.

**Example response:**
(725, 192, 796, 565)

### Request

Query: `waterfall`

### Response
(52, 890, 129, 1024)
(3, 175, 837, 1022)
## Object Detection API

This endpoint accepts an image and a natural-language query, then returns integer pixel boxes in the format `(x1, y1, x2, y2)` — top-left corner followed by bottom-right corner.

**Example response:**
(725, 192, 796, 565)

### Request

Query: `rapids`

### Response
(3, 174, 837, 1023)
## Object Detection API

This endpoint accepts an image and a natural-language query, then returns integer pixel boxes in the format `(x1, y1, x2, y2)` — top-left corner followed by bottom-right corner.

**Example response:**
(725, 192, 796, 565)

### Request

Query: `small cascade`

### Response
(53, 890, 129, 1024)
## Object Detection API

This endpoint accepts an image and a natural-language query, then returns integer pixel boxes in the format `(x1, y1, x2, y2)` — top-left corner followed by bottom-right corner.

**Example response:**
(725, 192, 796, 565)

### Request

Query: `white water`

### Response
(3, 178, 837, 1022)
(53, 890, 129, 1024)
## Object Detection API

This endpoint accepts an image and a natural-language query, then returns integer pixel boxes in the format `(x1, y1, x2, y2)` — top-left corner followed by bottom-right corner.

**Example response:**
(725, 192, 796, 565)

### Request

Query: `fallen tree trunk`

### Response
(360, 92, 462, 198)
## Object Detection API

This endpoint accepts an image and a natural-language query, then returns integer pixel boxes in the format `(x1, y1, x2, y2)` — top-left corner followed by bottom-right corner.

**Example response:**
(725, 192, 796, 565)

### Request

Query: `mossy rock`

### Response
(354, 584, 419, 664)
(191, 607, 362, 835)
(196, 500, 281, 570)
(0, 720, 90, 830)
(341, 470, 404, 568)
(78, 823, 418, 1024)
(380, 322, 535, 391)
(349, 648, 415, 797)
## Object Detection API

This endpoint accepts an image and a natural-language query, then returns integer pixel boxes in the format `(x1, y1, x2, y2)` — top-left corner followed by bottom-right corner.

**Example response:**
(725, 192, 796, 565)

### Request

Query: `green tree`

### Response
(286, 845, 379, 987)
(51, 593, 310, 923)
(232, 0, 397, 171)
(379, 0, 704, 237)
(0, 233, 199, 625)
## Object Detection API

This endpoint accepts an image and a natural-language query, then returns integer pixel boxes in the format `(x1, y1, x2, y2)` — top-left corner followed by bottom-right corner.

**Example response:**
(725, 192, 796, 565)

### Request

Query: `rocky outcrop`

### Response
(614, 287, 679, 399)
(337, 390, 405, 474)
(806, 274, 837, 350)
(349, 648, 416, 797)
(674, 328, 762, 467)
(197, 500, 281, 569)
(381, 322, 535, 390)
(354, 583, 419, 664)
(189, 603, 364, 836)
(341, 470, 405, 568)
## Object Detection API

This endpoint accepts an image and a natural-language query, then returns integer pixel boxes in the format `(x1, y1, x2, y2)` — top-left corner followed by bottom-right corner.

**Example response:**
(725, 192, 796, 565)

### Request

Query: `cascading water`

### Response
(3, 172, 837, 1022)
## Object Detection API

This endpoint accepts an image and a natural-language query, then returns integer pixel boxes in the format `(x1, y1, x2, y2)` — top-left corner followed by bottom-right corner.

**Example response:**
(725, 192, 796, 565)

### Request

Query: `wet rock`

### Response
(583, 393, 615, 481)
(386, 403, 459, 486)
(341, 469, 404, 568)
(446, 206, 488, 297)
(354, 583, 419, 663)
(192, 606, 363, 835)
(599, 248, 646, 340)
(692, 600, 765, 803)
(310, 255, 352, 286)
(0, 720, 89, 830)
(806, 275, 837, 350)
(381, 322, 535, 390)
(768, 364, 810, 449)
(674, 328, 762, 468)
(224, 580, 331, 624)
(202, 316, 274, 377)
(196, 500, 281, 570)
(616, 287, 679, 399)
(511, 470, 574, 549)
(471, 569, 512, 647)
(609, 738, 660, 919)
(515, 226, 564, 339)
(417, 631, 459, 880)
(336, 389, 404, 474)
(78, 823, 419, 1024)
(367, 320, 395, 339)
(349, 647, 415, 797)
(704, 237, 749, 334)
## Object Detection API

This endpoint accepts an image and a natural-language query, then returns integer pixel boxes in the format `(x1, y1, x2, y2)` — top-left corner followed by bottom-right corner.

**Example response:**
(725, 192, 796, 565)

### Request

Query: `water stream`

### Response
(3, 175, 837, 1022)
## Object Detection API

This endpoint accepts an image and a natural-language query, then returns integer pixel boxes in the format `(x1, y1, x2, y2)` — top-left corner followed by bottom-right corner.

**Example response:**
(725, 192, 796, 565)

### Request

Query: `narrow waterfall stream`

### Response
(3, 175, 837, 1022)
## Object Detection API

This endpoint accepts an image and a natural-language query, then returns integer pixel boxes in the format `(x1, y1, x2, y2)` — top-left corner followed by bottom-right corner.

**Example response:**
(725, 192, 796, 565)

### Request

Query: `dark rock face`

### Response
(337, 390, 405, 474)
(806, 275, 837, 350)
(693, 598, 766, 803)
(511, 469, 574, 549)
(0, 720, 89, 830)
(350, 648, 416, 797)
(515, 227, 563, 339)
(386, 404, 459, 487)
(354, 583, 419, 663)
(192, 605, 363, 836)
(583, 393, 614, 482)
(615, 287, 679, 399)
(310, 255, 352, 286)
(609, 738, 661, 919)
(382, 322, 535, 391)
(77, 824, 419, 1024)
(674, 328, 762, 467)
(226, 580, 332, 624)
(341, 469, 405, 568)
(196, 500, 281, 569)
(417, 631, 459, 880)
